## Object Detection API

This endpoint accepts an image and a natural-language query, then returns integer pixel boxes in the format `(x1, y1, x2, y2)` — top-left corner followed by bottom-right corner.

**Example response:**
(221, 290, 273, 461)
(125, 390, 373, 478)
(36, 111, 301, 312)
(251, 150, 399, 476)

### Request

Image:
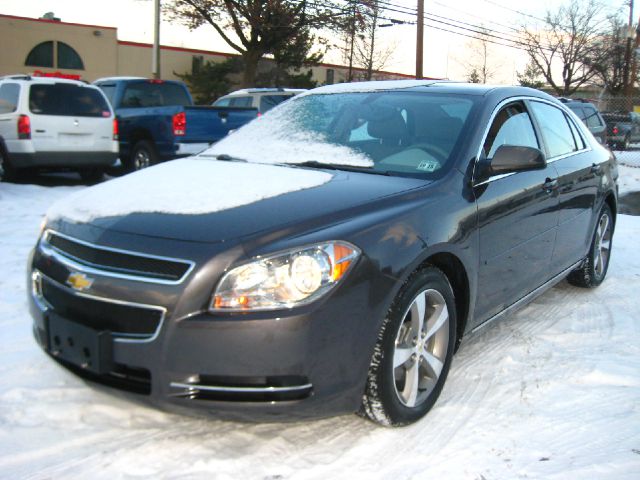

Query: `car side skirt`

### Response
(470, 259, 583, 335)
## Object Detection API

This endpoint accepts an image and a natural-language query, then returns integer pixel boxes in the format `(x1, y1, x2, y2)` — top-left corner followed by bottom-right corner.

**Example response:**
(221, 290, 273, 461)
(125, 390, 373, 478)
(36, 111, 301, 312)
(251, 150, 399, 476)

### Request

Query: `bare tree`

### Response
(165, 0, 337, 87)
(460, 27, 499, 84)
(520, 0, 609, 96)
(591, 15, 631, 95)
(353, 1, 395, 80)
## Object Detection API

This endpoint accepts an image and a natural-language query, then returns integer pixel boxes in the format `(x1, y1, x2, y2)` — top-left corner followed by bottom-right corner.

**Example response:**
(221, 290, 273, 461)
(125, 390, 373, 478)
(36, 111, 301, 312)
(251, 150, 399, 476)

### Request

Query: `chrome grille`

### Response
(43, 230, 194, 283)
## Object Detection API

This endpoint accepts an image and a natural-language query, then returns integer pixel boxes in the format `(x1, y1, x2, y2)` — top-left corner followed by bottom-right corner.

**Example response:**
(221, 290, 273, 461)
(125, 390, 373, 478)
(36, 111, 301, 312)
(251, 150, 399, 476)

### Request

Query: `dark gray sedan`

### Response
(28, 82, 618, 426)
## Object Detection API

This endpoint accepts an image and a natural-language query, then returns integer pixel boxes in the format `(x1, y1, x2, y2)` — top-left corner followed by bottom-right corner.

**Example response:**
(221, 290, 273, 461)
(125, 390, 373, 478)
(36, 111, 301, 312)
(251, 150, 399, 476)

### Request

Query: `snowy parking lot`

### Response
(0, 163, 639, 479)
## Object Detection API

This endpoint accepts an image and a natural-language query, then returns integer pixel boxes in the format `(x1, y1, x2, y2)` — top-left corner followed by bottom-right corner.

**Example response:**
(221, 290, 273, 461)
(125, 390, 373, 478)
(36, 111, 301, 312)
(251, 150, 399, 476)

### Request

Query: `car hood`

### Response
(47, 158, 429, 243)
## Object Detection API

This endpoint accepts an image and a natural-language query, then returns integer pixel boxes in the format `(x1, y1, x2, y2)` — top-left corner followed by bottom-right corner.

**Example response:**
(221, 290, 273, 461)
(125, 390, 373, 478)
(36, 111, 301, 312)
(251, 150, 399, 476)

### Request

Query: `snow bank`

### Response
(46, 159, 332, 223)
(0, 173, 638, 479)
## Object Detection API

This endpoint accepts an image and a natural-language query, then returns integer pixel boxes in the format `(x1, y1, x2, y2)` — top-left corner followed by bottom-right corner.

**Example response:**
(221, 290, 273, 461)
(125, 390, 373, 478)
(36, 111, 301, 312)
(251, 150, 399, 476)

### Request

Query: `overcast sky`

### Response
(0, 0, 632, 83)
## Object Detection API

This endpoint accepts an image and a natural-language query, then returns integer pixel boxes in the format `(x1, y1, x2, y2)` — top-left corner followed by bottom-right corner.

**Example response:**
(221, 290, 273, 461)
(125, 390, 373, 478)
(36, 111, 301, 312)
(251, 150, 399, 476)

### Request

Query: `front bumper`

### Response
(27, 230, 378, 421)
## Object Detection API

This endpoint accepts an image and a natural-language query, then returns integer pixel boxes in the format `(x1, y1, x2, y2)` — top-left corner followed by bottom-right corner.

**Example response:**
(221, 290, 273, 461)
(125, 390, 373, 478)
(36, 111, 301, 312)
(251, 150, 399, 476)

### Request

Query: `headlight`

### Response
(210, 241, 360, 312)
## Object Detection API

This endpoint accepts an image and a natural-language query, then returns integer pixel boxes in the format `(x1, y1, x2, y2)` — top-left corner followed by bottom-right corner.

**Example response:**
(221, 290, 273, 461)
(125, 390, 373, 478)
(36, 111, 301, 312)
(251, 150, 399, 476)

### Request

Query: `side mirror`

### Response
(488, 145, 546, 175)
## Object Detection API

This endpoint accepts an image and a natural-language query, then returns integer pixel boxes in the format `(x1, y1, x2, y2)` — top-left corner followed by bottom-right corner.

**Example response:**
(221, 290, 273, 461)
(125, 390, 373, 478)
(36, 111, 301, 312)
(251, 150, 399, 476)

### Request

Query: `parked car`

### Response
(601, 111, 640, 150)
(93, 78, 258, 172)
(0, 74, 118, 183)
(559, 98, 608, 146)
(29, 82, 617, 426)
(213, 88, 306, 114)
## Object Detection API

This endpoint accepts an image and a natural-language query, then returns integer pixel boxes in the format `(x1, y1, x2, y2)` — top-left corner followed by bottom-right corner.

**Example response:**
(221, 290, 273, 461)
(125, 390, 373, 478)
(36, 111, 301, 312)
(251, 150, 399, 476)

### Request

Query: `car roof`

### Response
(301, 80, 555, 100)
(224, 88, 307, 96)
(93, 76, 148, 83)
(0, 74, 92, 86)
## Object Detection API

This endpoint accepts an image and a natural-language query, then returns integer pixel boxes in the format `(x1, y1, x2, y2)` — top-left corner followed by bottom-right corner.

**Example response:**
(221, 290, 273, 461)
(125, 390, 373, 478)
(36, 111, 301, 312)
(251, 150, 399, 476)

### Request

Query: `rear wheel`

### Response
(361, 267, 456, 426)
(620, 135, 630, 151)
(0, 149, 17, 182)
(79, 168, 104, 184)
(125, 140, 157, 173)
(568, 204, 614, 288)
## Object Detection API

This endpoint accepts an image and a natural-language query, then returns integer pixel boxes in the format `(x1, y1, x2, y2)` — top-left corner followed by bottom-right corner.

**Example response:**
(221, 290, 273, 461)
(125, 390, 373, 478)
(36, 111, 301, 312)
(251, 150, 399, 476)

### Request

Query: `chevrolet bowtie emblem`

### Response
(66, 272, 94, 292)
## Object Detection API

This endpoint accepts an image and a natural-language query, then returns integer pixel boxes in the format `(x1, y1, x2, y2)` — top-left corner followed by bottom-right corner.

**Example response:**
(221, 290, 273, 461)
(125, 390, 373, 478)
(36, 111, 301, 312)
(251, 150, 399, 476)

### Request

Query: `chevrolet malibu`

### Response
(28, 82, 618, 426)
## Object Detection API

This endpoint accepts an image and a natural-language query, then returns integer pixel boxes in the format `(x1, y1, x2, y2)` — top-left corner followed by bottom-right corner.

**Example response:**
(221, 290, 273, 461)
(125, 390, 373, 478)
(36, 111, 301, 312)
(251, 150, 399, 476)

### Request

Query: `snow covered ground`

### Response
(0, 166, 639, 479)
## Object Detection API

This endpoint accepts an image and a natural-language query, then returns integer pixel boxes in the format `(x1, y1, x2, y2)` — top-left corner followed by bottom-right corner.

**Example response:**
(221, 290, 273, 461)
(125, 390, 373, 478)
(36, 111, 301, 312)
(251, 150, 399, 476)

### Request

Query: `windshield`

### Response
(205, 90, 478, 177)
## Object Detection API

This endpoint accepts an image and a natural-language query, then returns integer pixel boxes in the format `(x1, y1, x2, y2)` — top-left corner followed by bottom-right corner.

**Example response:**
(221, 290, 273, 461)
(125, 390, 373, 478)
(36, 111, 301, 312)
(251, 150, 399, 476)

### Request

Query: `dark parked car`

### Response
(601, 111, 640, 150)
(29, 82, 618, 426)
(560, 98, 608, 146)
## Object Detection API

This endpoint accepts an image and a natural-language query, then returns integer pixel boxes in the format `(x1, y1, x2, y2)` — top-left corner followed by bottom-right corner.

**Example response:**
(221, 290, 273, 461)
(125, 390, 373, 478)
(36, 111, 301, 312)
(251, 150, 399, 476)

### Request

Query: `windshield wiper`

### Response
(294, 161, 391, 176)
(198, 153, 247, 162)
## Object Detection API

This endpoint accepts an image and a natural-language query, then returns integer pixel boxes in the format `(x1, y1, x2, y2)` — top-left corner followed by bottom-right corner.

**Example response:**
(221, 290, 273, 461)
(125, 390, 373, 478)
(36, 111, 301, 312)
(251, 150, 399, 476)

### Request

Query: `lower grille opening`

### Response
(170, 375, 313, 402)
(40, 276, 163, 338)
(54, 356, 151, 395)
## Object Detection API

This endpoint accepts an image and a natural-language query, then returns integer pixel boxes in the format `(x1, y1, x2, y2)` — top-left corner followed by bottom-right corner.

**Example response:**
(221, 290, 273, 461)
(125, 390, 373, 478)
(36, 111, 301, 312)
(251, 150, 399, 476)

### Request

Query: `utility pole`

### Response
(416, 0, 424, 79)
(623, 0, 634, 96)
(152, 0, 161, 79)
(348, 0, 357, 82)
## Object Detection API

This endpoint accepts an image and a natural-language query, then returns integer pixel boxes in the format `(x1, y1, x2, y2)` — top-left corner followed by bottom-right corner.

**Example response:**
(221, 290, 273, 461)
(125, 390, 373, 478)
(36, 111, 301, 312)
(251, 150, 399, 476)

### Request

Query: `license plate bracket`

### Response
(46, 313, 113, 375)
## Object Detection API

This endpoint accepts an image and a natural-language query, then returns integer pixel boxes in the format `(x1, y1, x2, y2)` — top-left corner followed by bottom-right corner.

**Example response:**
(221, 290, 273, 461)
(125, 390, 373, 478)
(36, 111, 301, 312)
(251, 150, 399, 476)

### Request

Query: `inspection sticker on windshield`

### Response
(417, 160, 440, 172)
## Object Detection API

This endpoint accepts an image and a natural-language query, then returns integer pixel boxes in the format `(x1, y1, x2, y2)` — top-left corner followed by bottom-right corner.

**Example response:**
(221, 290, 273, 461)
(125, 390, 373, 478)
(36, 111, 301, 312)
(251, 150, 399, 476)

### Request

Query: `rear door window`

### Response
(529, 101, 578, 158)
(213, 97, 231, 107)
(567, 105, 587, 121)
(29, 84, 111, 117)
(0, 83, 20, 114)
(583, 106, 603, 128)
(228, 96, 253, 107)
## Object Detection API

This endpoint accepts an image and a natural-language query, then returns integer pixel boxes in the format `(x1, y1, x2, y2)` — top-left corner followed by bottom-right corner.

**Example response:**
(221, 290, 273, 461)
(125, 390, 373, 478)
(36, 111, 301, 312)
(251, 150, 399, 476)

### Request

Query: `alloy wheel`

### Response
(393, 289, 450, 407)
(594, 211, 612, 278)
(134, 149, 151, 170)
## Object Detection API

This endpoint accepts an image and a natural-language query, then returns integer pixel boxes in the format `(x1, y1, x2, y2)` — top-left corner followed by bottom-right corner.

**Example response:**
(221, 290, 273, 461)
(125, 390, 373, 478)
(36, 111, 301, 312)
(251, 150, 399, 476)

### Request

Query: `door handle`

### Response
(590, 163, 602, 174)
(542, 178, 558, 192)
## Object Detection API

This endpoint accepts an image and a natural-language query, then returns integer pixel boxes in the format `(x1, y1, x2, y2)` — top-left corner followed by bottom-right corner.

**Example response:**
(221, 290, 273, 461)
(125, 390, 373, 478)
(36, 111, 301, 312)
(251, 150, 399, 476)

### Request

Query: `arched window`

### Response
(25, 41, 54, 68)
(57, 42, 84, 69)
(24, 41, 84, 70)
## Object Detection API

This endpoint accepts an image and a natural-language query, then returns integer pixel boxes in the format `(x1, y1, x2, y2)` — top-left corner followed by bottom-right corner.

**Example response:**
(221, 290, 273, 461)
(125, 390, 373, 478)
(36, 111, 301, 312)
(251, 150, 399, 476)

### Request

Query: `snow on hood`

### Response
(46, 159, 332, 223)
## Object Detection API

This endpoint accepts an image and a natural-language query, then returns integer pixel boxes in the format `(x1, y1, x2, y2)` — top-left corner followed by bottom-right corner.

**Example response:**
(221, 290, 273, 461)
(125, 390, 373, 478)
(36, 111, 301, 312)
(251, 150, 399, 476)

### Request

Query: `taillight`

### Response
(112, 118, 119, 140)
(18, 114, 31, 140)
(613, 126, 619, 135)
(173, 112, 186, 136)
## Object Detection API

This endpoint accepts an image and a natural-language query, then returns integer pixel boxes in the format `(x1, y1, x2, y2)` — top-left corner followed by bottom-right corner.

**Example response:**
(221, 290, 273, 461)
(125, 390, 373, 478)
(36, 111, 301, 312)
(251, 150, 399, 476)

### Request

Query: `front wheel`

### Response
(568, 204, 614, 288)
(361, 267, 457, 426)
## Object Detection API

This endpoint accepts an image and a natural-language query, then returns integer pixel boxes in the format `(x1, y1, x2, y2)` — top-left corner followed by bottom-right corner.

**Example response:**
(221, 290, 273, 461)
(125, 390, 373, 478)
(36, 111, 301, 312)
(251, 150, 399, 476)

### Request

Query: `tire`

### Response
(0, 148, 17, 182)
(620, 136, 630, 151)
(568, 203, 614, 288)
(79, 168, 104, 184)
(361, 267, 457, 426)
(125, 140, 158, 173)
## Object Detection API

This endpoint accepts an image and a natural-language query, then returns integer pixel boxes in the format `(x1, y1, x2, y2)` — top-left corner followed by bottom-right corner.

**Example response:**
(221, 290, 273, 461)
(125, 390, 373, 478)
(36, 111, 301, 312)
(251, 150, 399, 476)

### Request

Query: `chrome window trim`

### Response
(472, 96, 593, 187)
(169, 381, 313, 394)
(31, 269, 167, 344)
(42, 229, 195, 285)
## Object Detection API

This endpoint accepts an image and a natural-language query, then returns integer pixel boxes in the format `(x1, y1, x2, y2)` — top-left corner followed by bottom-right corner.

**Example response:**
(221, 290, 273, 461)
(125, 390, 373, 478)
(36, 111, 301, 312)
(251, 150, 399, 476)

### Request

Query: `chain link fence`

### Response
(570, 96, 640, 170)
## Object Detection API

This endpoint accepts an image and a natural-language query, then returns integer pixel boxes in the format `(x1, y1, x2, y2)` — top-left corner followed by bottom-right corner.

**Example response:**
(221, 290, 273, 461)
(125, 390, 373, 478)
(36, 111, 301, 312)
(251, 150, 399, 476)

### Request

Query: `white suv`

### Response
(0, 75, 118, 182)
(212, 88, 306, 114)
